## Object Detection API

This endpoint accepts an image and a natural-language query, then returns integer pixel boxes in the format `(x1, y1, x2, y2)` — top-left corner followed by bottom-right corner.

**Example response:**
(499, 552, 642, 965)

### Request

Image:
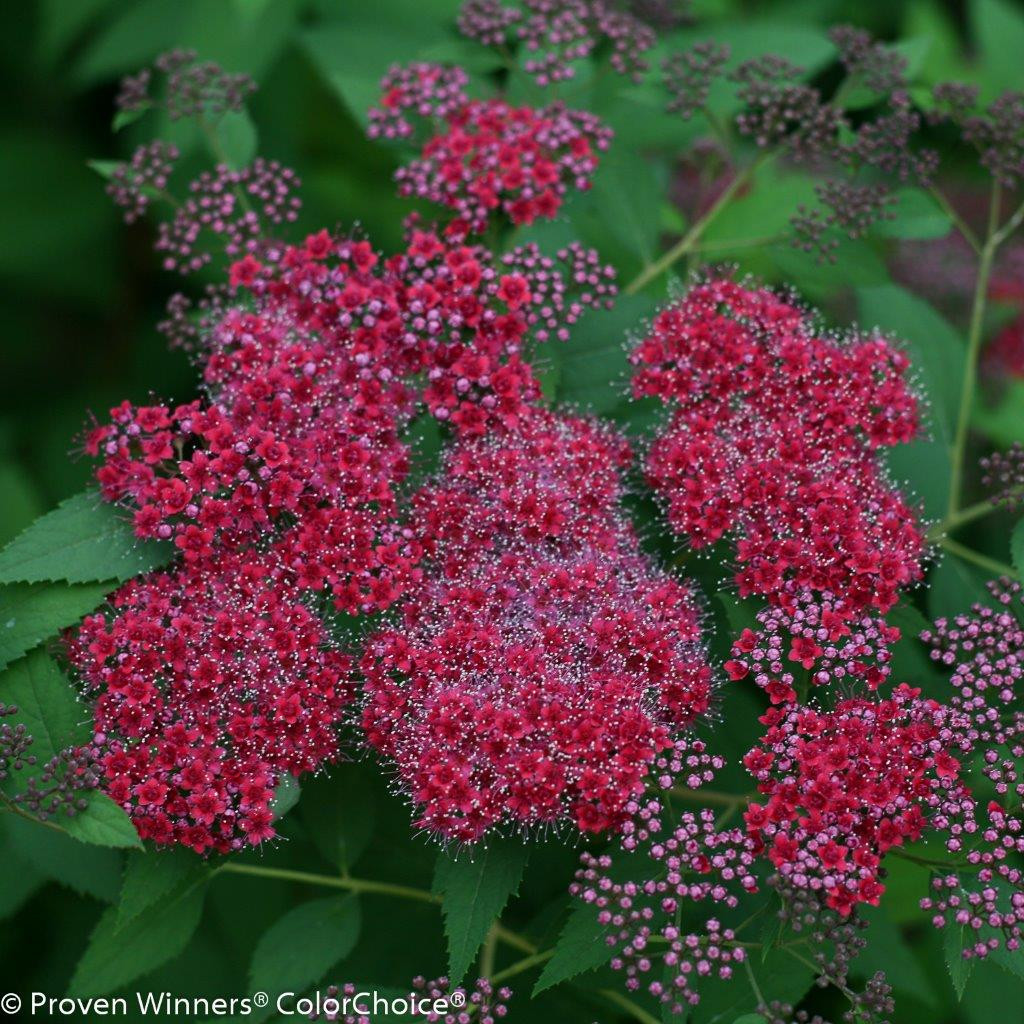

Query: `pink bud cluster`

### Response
(155, 159, 302, 274)
(571, 743, 758, 1012)
(631, 277, 925, 617)
(361, 408, 713, 842)
(724, 585, 902, 701)
(369, 63, 611, 234)
(919, 580, 1024, 962)
(67, 549, 352, 854)
(457, 0, 656, 85)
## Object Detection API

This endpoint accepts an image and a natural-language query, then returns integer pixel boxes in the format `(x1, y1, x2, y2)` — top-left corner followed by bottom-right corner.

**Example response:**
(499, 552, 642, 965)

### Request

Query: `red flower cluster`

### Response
(68, 550, 352, 854)
(631, 277, 924, 615)
(743, 685, 967, 915)
(361, 409, 712, 841)
(369, 63, 611, 234)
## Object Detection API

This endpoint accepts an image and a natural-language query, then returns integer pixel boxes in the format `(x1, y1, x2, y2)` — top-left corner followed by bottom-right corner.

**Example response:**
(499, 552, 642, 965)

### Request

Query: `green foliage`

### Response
(944, 921, 974, 1000)
(70, 875, 209, 996)
(533, 901, 613, 995)
(118, 849, 210, 929)
(248, 895, 362, 997)
(434, 839, 530, 984)
(62, 793, 142, 850)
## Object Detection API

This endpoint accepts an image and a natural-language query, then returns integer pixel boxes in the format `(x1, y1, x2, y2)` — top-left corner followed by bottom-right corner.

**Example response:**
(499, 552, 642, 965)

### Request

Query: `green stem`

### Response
(948, 183, 1001, 518)
(0, 793, 68, 835)
(598, 988, 663, 1024)
(216, 863, 441, 904)
(928, 185, 981, 254)
(941, 536, 1018, 579)
(889, 848, 972, 871)
(624, 154, 770, 295)
(480, 925, 499, 980)
(491, 949, 554, 984)
(928, 497, 1003, 540)
(742, 956, 767, 1009)
(671, 786, 754, 807)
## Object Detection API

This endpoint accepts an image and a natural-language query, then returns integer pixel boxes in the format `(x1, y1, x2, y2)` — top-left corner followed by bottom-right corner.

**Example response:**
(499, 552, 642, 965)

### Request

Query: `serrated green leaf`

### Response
(434, 839, 530, 985)
(62, 792, 142, 850)
(0, 648, 88, 781)
(70, 874, 208, 996)
(533, 902, 613, 996)
(944, 921, 974, 999)
(0, 490, 172, 585)
(117, 849, 208, 929)
(249, 895, 361, 996)
(0, 580, 111, 670)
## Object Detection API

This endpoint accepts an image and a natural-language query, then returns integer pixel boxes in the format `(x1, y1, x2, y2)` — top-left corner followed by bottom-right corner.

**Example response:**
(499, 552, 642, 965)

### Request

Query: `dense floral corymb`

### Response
(632, 277, 925, 614)
(369, 63, 612, 234)
(67, 550, 352, 854)
(361, 409, 713, 841)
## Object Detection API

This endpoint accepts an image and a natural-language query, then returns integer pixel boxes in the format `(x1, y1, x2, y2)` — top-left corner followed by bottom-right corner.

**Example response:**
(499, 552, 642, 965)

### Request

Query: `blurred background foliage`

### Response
(2, 1, 1024, 1021)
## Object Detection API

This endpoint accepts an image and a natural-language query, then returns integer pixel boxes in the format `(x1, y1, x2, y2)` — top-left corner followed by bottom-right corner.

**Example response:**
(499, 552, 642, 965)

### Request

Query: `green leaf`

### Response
(556, 294, 659, 414)
(732, 1016, 769, 1024)
(0, 580, 111, 670)
(972, 0, 1024, 97)
(298, 764, 376, 871)
(857, 285, 965, 443)
(214, 109, 258, 170)
(0, 648, 88, 780)
(62, 792, 142, 850)
(112, 106, 150, 132)
(2, 814, 122, 903)
(929, 552, 994, 622)
(301, 1, 462, 125)
(434, 839, 530, 985)
(0, 829, 45, 919)
(533, 902, 613, 996)
(87, 159, 121, 181)
(249, 895, 361, 996)
(0, 490, 172, 585)
(880, 188, 953, 240)
(855, 906, 934, 1004)
(69, 875, 208, 996)
(117, 849, 208, 929)
(1011, 519, 1024, 578)
(944, 921, 974, 1000)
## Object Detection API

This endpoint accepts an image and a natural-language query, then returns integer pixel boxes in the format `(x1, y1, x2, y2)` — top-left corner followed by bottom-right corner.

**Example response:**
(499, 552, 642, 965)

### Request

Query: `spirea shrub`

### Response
(6, 9, 1024, 1024)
